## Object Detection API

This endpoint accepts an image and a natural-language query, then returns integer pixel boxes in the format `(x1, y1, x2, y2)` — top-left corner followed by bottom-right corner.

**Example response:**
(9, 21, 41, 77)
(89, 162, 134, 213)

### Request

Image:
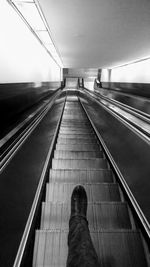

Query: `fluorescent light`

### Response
(111, 55, 150, 69)
(36, 30, 52, 44)
(14, 2, 45, 30)
(45, 44, 57, 55)
(9, 0, 63, 68)
(44, 44, 63, 67)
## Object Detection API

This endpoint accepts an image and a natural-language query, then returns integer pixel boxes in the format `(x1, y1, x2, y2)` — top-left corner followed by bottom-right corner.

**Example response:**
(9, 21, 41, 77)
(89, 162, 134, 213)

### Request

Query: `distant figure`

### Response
(67, 185, 100, 267)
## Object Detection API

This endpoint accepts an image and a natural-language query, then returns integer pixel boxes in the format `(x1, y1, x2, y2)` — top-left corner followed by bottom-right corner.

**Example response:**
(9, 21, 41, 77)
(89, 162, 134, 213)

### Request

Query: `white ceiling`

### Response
(39, 0, 150, 68)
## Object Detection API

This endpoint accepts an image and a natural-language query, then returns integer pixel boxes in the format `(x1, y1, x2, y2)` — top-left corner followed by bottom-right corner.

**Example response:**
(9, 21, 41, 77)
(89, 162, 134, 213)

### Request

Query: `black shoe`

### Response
(71, 185, 87, 219)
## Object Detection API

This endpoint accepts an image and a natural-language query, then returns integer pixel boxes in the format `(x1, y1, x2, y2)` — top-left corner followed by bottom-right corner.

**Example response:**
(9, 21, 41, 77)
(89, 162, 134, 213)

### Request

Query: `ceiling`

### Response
(39, 0, 150, 68)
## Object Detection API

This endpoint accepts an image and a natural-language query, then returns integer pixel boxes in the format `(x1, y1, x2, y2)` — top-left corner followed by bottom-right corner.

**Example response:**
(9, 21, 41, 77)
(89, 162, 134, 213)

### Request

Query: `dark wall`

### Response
(0, 81, 61, 134)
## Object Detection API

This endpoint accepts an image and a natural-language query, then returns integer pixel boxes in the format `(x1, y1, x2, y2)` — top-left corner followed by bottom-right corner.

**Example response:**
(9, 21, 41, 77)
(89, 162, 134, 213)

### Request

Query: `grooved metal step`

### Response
(58, 133, 95, 138)
(57, 138, 98, 144)
(52, 159, 107, 169)
(54, 150, 103, 159)
(49, 169, 113, 183)
(59, 127, 94, 131)
(60, 122, 91, 125)
(40, 202, 132, 230)
(60, 127, 92, 132)
(61, 120, 90, 123)
(33, 230, 148, 267)
(61, 123, 90, 127)
(59, 129, 94, 134)
(62, 119, 86, 121)
(56, 144, 101, 151)
(45, 183, 121, 202)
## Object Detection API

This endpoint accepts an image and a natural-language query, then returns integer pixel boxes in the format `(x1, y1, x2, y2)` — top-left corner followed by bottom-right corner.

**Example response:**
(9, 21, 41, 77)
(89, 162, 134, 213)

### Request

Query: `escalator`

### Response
(65, 78, 78, 89)
(32, 90, 148, 267)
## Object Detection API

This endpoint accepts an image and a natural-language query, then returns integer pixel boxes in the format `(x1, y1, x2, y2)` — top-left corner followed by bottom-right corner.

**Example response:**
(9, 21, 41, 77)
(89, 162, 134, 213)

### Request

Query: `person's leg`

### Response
(66, 185, 100, 267)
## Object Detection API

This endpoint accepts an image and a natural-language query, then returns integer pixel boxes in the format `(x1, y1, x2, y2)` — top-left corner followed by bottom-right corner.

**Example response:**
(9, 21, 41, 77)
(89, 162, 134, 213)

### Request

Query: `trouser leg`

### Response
(66, 215, 100, 267)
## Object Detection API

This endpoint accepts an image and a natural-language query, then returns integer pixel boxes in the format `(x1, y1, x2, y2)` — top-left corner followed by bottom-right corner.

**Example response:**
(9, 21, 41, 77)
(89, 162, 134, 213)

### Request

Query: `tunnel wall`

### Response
(0, 1, 62, 132)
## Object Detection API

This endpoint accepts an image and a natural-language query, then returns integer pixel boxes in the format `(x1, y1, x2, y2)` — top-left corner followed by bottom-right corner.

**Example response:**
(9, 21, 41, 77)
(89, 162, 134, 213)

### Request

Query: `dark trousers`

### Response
(67, 215, 100, 267)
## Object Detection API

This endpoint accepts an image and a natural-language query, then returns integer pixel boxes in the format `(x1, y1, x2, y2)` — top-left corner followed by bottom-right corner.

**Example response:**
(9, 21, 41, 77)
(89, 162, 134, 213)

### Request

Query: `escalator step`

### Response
(59, 130, 94, 134)
(57, 138, 98, 144)
(62, 114, 87, 117)
(49, 169, 113, 183)
(61, 118, 89, 122)
(40, 202, 132, 230)
(60, 127, 92, 131)
(33, 230, 148, 267)
(61, 120, 88, 123)
(61, 123, 90, 127)
(58, 133, 95, 138)
(60, 121, 90, 125)
(54, 150, 103, 159)
(52, 159, 107, 169)
(56, 144, 101, 151)
(60, 124, 91, 127)
(45, 183, 121, 202)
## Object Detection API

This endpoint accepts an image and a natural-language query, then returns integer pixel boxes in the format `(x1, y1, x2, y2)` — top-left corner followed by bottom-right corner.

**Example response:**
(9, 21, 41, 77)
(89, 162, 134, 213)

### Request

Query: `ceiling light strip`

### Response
(7, 0, 63, 68)
(111, 56, 150, 69)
